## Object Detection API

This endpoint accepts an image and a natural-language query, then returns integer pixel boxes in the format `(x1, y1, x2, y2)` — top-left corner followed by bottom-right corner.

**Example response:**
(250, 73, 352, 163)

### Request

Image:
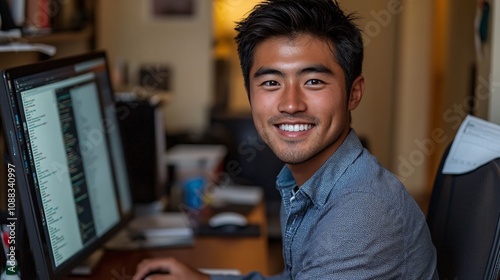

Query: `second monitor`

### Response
(115, 94, 167, 207)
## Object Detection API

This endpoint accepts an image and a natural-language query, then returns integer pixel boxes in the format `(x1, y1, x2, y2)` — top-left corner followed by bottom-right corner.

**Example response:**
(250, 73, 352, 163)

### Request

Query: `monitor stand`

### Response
(71, 249, 105, 276)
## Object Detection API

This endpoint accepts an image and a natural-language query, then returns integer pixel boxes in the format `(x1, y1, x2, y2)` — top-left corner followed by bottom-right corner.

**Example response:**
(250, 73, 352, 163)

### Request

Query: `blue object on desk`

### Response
(183, 177, 205, 209)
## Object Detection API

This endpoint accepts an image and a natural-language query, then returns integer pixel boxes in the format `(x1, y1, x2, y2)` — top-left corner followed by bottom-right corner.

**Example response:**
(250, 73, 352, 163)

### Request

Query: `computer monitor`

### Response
(0, 51, 133, 278)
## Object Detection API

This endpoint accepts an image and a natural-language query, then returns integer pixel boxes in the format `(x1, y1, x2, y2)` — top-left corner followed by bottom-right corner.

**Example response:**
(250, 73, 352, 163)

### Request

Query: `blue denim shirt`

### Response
(212, 130, 438, 280)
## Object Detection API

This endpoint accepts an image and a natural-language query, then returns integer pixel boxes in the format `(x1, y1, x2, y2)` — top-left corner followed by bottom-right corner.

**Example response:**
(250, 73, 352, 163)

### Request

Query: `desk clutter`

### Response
(197, 224, 261, 237)
(106, 183, 265, 251)
(105, 212, 194, 250)
(196, 185, 263, 237)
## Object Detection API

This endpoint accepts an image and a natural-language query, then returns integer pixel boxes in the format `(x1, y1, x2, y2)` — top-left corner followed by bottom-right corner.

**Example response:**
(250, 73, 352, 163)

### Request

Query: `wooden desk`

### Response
(67, 202, 269, 279)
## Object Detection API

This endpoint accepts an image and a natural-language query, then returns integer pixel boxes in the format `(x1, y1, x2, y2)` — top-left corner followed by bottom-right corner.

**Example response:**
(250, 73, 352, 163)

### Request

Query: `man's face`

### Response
(249, 34, 363, 168)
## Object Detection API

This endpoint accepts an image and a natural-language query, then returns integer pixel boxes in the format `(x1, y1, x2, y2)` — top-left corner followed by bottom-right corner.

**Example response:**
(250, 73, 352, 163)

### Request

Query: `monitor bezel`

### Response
(0, 51, 134, 279)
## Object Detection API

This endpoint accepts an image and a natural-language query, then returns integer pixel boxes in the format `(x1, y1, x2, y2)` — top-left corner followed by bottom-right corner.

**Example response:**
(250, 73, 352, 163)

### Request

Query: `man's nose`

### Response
(278, 84, 307, 114)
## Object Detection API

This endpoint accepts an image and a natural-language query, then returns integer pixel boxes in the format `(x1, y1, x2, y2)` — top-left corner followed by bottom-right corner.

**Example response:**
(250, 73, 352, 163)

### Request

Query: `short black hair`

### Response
(234, 0, 363, 96)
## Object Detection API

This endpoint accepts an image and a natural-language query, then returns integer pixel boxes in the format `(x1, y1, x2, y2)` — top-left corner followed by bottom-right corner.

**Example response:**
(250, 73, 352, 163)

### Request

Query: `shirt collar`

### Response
(276, 129, 364, 207)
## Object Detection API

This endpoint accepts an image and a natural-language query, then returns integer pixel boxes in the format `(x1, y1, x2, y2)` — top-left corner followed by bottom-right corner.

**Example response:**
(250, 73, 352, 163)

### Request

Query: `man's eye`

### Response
(305, 79, 323, 85)
(262, 80, 280, 87)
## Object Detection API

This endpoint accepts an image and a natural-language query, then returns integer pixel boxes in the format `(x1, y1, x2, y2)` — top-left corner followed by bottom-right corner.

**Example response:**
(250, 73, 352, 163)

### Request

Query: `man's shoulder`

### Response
(343, 148, 402, 190)
(328, 148, 419, 213)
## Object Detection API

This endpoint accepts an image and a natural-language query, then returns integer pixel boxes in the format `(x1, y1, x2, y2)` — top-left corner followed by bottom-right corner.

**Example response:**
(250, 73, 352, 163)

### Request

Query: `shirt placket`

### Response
(283, 190, 308, 277)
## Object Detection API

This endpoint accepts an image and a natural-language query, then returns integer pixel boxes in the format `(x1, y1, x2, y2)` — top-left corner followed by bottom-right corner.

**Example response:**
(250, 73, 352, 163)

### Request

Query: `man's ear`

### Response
(348, 75, 364, 111)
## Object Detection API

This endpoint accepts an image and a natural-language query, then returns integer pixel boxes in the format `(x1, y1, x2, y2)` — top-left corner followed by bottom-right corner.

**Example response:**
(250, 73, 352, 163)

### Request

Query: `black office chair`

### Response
(427, 145, 500, 280)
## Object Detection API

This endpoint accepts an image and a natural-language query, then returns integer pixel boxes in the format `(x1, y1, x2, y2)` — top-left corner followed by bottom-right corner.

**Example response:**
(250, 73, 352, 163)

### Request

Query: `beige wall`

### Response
(96, 0, 213, 133)
(487, 0, 500, 123)
(391, 0, 434, 196)
(341, 0, 399, 171)
(476, 0, 500, 124)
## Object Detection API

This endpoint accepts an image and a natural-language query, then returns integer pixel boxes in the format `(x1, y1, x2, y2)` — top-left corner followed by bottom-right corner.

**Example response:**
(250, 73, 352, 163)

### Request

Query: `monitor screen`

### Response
(0, 51, 133, 278)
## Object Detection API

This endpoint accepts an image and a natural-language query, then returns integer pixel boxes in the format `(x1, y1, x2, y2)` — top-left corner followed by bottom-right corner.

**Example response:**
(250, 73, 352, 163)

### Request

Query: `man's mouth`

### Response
(278, 124, 314, 132)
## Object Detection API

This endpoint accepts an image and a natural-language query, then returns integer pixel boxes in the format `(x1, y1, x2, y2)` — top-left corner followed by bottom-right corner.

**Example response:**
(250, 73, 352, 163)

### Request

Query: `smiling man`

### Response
(248, 34, 362, 187)
(133, 1, 438, 279)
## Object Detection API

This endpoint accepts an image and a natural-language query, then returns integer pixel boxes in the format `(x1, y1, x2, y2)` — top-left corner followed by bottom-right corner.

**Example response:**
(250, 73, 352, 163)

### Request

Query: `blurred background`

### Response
(0, 0, 498, 214)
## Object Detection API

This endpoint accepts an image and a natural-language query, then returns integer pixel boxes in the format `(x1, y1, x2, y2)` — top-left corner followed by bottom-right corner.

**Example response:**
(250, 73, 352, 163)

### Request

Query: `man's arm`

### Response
(132, 257, 286, 280)
(132, 257, 209, 280)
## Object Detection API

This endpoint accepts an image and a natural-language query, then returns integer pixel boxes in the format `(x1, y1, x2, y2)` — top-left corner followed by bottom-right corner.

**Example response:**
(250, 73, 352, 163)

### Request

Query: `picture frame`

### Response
(151, 0, 194, 17)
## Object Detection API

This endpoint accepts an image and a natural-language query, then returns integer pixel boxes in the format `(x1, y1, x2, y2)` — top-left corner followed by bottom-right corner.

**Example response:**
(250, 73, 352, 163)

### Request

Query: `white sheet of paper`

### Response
(443, 115, 500, 174)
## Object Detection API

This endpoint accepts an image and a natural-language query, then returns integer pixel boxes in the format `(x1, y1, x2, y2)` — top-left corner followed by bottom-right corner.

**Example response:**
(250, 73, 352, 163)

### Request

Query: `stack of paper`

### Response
(443, 115, 500, 174)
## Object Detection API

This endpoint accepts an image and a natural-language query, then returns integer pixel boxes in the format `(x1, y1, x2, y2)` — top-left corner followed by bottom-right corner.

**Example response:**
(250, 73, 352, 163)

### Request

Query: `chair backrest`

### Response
(427, 146, 500, 279)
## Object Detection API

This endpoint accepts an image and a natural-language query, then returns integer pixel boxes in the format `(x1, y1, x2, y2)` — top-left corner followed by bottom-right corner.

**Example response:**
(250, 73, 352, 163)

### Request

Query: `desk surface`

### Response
(66, 202, 269, 279)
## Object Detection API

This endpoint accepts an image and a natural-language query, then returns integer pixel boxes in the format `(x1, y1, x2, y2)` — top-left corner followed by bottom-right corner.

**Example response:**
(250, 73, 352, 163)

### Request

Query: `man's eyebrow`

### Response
(253, 65, 333, 79)
(298, 64, 333, 75)
(253, 67, 284, 79)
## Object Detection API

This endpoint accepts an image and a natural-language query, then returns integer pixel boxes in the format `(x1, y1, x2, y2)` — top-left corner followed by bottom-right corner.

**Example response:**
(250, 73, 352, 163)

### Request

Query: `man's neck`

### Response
(287, 129, 351, 186)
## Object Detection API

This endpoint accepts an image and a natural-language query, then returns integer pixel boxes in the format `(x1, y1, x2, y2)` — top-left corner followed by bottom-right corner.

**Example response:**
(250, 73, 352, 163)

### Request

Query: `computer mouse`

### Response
(208, 212, 248, 230)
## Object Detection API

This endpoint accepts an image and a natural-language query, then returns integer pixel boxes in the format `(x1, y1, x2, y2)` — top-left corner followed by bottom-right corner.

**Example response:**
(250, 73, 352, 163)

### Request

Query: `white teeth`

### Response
(279, 124, 313, 132)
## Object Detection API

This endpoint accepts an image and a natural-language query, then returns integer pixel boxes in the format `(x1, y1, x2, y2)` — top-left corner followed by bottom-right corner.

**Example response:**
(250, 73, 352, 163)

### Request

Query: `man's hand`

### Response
(132, 257, 211, 280)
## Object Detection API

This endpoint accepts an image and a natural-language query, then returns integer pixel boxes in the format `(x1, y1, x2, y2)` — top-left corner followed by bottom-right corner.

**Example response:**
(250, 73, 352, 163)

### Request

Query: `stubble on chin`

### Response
(267, 139, 312, 165)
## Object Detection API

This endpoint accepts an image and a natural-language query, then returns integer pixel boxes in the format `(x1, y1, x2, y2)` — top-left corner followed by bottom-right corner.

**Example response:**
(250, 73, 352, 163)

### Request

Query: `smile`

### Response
(278, 124, 313, 132)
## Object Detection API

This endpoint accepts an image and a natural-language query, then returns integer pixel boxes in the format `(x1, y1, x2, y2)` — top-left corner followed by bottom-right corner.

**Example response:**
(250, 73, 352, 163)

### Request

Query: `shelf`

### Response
(21, 26, 94, 44)
(0, 26, 95, 69)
